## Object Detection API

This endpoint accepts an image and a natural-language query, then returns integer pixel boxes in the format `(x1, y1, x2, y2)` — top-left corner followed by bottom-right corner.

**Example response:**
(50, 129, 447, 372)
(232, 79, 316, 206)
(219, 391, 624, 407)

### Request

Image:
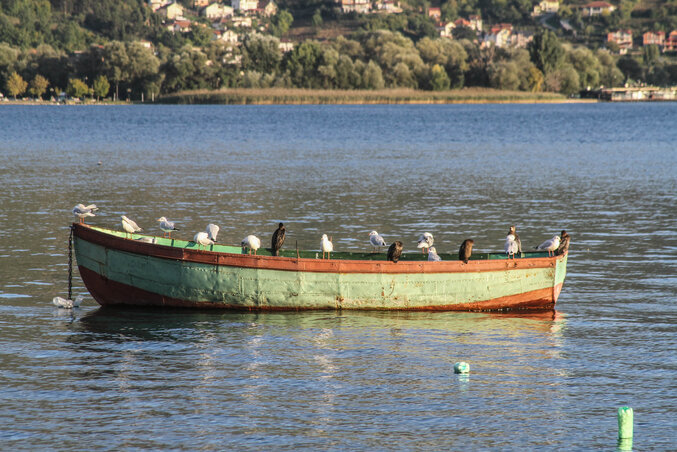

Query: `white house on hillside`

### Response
(438, 22, 455, 38)
(202, 3, 234, 19)
(213, 29, 240, 44)
(532, 0, 559, 16)
(233, 0, 258, 12)
(156, 2, 184, 20)
(258, 0, 278, 17)
(148, 0, 171, 12)
(338, 0, 370, 14)
(468, 15, 482, 31)
(581, 1, 615, 16)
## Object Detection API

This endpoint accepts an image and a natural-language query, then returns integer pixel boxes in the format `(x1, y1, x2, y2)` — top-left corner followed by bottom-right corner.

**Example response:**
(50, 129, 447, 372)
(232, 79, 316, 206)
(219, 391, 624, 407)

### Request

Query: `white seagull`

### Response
(369, 231, 387, 252)
(206, 224, 220, 242)
(135, 236, 157, 244)
(121, 215, 143, 238)
(52, 296, 84, 309)
(194, 231, 214, 250)
(505, 233, 519, 258)
(157, 216, 179, 238)
(72, 204, 98, 223)
(427, 246, 442, 262)
(241, 235, 261, 255)
(417, 232, 434, 253)
(321, 234, 333, 259)
(535, 235, 561, 256)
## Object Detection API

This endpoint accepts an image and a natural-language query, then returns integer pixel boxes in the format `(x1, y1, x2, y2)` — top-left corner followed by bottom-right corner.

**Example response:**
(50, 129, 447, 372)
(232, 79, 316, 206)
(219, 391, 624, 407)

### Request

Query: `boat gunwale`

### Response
(73, 223, 565, 275)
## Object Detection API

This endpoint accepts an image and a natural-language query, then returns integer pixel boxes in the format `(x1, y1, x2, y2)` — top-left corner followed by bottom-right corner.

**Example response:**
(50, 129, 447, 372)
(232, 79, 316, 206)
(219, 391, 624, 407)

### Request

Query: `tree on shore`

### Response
(6, 72, 27, 99)
(528, 30, 564, 75)
(66, 78, 89, 99)
(270, 10, 293, 37)
(311, 10, 323, 29)
(93, 75, 110, 100)
(430, 64, 450, 90)
(99, 41, 160, 100)
(527, 66, 544, 92)
(29, 74, 49, 99)
(242, 34, 282, 74)
(284, 41, 323, 88)
(361, 60, 385, 89)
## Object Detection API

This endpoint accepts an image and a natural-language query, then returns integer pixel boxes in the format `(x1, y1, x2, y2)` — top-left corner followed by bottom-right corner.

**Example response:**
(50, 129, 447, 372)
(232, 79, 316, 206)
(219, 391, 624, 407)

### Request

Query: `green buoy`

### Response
(454, 362, 469, 374)
(618, 406, 633, 439)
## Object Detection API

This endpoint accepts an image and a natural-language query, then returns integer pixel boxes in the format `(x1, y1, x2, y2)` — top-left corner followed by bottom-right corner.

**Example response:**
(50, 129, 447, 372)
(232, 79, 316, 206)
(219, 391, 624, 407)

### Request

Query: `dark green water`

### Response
(0, 104, 675, 450)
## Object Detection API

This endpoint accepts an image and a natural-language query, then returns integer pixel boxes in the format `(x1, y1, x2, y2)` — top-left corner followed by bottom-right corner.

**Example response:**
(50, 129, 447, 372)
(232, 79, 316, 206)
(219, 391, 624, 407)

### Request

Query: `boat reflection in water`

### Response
(71, 306, 570, 444)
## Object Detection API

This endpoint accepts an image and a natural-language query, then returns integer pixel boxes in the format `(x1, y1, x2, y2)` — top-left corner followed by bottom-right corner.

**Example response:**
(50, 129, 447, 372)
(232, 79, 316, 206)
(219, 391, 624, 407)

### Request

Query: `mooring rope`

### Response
(68, 225, 74, 300)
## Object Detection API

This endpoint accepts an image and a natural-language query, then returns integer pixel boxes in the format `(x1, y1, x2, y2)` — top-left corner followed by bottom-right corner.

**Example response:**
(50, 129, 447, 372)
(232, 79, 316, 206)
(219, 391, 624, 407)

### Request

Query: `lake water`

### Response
(0, 103, 675, 450)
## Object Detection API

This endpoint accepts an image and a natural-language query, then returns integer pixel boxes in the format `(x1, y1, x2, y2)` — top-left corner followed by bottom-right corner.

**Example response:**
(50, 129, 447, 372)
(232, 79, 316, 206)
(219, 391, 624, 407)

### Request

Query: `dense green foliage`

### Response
(0, 0, 157, 49)
(1, 0, 677, 99)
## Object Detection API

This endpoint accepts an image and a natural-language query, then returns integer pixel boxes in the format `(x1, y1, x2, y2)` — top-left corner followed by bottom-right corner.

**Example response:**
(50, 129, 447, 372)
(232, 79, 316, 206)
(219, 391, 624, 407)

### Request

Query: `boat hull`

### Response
(73, 224, 567, 311)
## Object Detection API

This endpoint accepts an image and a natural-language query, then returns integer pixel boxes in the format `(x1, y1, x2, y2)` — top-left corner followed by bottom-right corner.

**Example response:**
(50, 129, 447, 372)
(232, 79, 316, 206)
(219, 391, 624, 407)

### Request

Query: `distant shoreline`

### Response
(1, 88, 597, 106)
(158, 88, 583, 105)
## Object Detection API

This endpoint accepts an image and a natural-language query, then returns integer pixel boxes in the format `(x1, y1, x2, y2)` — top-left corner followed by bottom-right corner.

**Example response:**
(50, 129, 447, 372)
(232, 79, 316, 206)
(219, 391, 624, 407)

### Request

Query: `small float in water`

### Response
(72, 223, 568, 311)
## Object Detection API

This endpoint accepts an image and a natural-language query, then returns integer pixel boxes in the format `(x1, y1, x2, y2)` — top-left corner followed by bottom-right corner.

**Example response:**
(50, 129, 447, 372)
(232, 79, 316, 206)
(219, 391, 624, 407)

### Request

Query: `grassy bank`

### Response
(158, 88, 576, 105)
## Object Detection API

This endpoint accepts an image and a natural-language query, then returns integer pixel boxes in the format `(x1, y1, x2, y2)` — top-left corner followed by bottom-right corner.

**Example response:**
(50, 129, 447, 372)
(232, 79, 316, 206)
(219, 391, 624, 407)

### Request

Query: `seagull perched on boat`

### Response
(157, 216, 179, 239)
(241, 235, 261, 255)
(206, 224, 220, 242)
(387, 241, 403, 263)
(135, 236, 157, 244)
(72, 204, 98, 224)
(121, 215, 142, 238)
(428, 246, 442, 262)
(52, 296, 84, 309)
(555, 230, 570, 256)
(459, 239, 474, 264)
(194, 231, 214, 250)
(369, 231, 387, 252)
(535, 234, 561, 256)
(417, 232, 434, 253)
(272, 223, 286, 256)
(321, 234, 333, 259)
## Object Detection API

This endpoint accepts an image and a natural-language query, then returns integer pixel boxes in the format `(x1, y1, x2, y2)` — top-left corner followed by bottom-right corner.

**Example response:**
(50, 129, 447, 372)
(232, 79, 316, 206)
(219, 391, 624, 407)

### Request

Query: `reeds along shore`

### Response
(158, 87, 572, 105)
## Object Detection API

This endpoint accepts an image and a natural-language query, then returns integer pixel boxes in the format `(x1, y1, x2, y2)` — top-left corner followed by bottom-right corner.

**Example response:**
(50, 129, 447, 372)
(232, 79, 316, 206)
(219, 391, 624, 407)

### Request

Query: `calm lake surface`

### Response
(0, 103, 675, 450)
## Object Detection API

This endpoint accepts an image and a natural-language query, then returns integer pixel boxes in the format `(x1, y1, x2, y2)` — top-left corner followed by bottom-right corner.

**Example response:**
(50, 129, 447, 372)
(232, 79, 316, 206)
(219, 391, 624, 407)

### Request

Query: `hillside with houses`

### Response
(1, 0, 676, 101)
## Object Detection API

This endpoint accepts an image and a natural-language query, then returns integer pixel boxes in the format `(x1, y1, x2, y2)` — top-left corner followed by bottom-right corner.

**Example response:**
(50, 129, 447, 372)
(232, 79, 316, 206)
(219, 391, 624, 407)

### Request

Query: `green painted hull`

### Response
(73, 224, 568, 311)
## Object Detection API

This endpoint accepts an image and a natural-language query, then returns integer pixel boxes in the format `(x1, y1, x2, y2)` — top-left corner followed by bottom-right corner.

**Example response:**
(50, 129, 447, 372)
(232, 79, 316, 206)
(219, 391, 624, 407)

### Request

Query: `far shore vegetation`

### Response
(1, 0, 677, 105)
(0, 87, 571, 105)
(158, 87, 570, 104)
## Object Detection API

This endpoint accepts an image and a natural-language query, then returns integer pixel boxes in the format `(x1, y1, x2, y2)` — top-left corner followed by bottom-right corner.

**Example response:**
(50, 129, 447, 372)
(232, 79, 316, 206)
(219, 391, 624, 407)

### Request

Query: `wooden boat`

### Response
(72, 223, 568, 311)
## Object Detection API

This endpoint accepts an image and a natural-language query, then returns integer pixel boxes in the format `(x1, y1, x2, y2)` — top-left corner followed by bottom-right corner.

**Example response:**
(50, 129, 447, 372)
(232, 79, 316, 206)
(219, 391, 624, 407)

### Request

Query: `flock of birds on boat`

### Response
(72, 203, 570, 263)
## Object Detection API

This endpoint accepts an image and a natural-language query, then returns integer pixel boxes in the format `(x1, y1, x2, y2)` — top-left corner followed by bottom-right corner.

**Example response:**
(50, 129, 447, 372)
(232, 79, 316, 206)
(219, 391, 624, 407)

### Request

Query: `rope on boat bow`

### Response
(68, 225, 74, 300)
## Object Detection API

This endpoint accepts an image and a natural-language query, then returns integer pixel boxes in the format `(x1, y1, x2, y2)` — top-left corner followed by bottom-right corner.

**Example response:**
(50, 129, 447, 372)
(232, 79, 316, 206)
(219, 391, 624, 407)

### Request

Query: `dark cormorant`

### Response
(272, 222, 286, 256)
(459, 239, 474, 264)
(387, 241, 403, 263)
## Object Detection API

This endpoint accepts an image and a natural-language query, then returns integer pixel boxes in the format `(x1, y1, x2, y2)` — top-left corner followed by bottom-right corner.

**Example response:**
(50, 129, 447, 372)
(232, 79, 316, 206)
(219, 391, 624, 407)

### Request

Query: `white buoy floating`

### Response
(52, 296, 84, 309)
(454, 362, 470, 374)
